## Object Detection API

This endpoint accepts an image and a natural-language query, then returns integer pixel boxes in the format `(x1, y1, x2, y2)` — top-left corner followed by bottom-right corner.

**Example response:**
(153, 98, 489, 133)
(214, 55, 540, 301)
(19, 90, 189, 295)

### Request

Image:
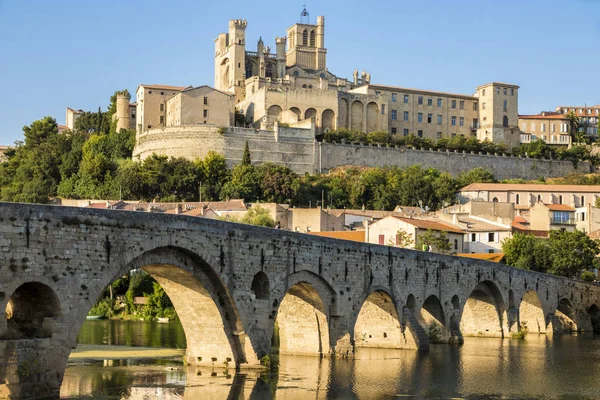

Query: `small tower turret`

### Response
(316, 16, 325, 48)
(275, 37, 287, 78)
(214, 19, 247, 102)
(115, 92, 131, 132)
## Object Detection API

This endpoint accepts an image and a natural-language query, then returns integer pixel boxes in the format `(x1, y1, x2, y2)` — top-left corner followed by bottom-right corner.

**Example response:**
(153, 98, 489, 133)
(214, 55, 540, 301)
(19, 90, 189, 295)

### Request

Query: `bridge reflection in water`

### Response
(60, 336, 600, 399)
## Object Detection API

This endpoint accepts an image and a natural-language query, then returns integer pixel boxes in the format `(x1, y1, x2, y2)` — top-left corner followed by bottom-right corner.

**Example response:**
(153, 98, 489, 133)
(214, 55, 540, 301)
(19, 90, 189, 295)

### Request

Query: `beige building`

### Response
(519, 112, 571, 145)
(556, 105, 600, 137)
(475, 82, 520, 149)
(529, 202, 576, 232)
(458, 183, 600, 209)
(288, 208, 344, 233)
(366, 216, 465, 254)
(135, 84, 189, 132)
(65, 107, 84, 130)
(166, 86, 234, 127)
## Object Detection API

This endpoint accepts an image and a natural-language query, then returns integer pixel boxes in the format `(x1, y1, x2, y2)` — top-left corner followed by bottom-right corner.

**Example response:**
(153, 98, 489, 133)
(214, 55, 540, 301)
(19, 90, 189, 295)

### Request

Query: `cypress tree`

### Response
(241, 141, 251, 166)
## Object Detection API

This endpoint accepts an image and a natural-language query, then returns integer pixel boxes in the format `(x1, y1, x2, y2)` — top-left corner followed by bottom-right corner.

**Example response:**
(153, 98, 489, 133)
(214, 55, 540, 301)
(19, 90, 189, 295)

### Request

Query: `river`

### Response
(61, 320, 600, 399)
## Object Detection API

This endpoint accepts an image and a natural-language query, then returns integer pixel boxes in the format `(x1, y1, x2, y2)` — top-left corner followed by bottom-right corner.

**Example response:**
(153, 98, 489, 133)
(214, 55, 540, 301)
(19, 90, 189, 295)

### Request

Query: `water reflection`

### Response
(77, 319, 186, 349)
(62, 334, 600, 399)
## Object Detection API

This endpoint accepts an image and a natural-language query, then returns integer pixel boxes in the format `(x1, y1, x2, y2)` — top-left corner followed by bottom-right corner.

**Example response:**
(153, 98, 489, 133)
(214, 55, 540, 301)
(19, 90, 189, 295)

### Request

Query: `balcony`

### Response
(550, 218, 576, 225)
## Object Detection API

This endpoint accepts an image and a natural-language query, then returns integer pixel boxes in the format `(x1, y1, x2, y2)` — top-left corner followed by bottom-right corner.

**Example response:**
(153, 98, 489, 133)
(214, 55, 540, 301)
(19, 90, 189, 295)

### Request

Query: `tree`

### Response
(108, 89, 131, 115)
(547, 230, 600, 277)
(502, 232, 550, 272)
(389, 229, 414, 249)
(417, 229, 452, 254)
(195, 151, 230, 201)
(256, 163, 298, 204)
(241, 141, 251, 166)
(239, 205, 276, 227)
(455, 168, 495, 188)
(566, 110, 581, 143)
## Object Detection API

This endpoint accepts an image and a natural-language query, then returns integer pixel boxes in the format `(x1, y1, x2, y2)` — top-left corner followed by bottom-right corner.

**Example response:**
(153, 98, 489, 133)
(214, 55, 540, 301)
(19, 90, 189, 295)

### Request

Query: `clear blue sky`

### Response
(0, 0, 599, 144)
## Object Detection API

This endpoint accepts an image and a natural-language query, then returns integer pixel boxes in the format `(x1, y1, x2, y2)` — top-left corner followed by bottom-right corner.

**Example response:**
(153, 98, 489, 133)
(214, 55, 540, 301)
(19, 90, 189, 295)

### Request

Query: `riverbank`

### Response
(69, 344, 184, 361)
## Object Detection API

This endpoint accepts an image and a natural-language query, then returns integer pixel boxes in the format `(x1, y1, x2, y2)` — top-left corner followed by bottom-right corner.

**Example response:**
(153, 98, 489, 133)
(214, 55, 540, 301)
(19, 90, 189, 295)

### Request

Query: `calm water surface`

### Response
(63, 320, 600, 399)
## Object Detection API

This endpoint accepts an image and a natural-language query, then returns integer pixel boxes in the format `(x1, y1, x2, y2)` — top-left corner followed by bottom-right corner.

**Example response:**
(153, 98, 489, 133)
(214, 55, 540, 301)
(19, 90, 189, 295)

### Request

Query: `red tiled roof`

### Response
(139, 84, 188, 91)
(544, 204, 575, 211)
(456, 253, 505, 263)
(460, 183, 600, 193)
(518, 114, 567, 120)
(588, 229, 600, 239)
(392, 217, 463, 233)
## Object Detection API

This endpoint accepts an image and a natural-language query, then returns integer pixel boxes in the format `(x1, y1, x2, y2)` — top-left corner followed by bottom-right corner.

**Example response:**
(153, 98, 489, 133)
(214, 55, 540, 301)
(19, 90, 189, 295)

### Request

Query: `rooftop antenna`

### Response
(300, 5, 310, 24)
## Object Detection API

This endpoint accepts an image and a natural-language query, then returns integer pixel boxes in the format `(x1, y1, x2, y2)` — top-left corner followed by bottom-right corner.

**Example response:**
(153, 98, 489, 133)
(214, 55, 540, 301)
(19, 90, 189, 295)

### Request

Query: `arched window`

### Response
(265, 64, 273, 78)
(302, 30, 308, 46)
(516, 194, 520, 205)
(310, 30, 316, 47)
(293, 70, 300, 77)
(503, 115, 509, 127)
(492, 197, 499, 203)
(245, 61, 253, 79)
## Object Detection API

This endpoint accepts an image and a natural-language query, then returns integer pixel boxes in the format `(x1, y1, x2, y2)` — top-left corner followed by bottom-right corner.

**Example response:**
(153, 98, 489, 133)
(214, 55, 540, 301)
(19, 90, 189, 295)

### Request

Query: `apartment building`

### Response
(519, 112, 571, 145)
(556, 105, 600, 137)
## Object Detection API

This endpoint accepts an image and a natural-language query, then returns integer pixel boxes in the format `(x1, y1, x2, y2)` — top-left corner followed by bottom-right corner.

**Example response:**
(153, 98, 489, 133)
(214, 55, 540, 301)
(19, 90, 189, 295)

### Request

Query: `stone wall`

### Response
(317, 142, 592, 179)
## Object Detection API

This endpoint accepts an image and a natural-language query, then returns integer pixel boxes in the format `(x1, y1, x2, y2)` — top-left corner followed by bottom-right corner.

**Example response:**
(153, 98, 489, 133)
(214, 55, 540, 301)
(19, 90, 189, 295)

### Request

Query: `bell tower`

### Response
(286, 8, 327, 70)
(214, 19, 247, 102)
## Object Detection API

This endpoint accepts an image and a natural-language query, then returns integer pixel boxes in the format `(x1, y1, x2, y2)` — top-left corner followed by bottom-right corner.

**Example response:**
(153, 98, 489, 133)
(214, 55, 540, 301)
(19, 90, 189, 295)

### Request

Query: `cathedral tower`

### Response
(286, 9, 327, 70)
(214, 19, 247, 102)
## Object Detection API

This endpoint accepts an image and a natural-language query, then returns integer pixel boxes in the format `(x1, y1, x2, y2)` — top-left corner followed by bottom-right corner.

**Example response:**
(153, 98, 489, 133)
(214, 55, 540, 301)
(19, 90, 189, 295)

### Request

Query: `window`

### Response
(581, 212, 586, 222)
(538, 194, 542, 202)
(428, 98, 433, 106)
(203, 97, 208, 105)
(310, 30, 315, 47)
(451, 133, 456, 137)
(403, 128, 409, 137)
(404, 94, 409, 103)
(391, 110, 397, 120)
(418, 130, 423, 138)
(159, 116, 164, 124)
(496, 87, 500, 94)
(437, 132, 442, 139)
(459, 117, 464, 127)
(552, 124, 556, 133)
(418, 96, 423, 105)
(418, 113, 423, 123)
(437, 98, 442, 107)
(392, 93, 397, 102)
(378, 235, 385, 245)
(482, 89, 486, 96)
(503, 116, 509, 128)
(460, 100, 465, 110)
(381, 105, 386, 114)
(451, 100, 457, 109)
(451, 116, 456, 126)
(581, 195, 585, 205)
(559, 195, 563, 204)
(427, 114, 433, 123)
(511, 88, 515, 96)
(482, 102, 486, 110)
(541, 123, 546, 132)
(503, 100, 508, 111)
(473, 102, 478, 111)
(160, 104, 164, 112)
(203, 109, 208, 118)
(516, 194, 520, 205)
(488, 232, 495, 242)
(391, 127, 397, 134)
(302, 30, 308, 46)
(503, 88, 507, 95)
(492, 197, 499, 202)
(437, 115, 442, 124)
(454, 239, 458, 250)
(471, 233, 477, 242)
(131, 113, 135, 118)
(404, 111, 409, 121)
(160, 91, 164, 95)
(148, 90, 152, 94)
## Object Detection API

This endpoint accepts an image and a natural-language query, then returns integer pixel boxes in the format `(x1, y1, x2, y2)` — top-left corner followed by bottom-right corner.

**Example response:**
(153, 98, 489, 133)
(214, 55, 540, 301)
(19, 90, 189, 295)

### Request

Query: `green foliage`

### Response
(240, 205, 276, 227)
(88, 298, 115, 318)
(427, 322, 443, 344)
(417, 230, 452, 254)
(389, 229, 414, 249)
(242, 141, 251, 166)
(581, 270, 596, 282)
(217, 127, 228, 134)
(503, 231, 600, 278)
(260, 354, 272, 369)
(510, 324, 528, 340)
(195, 151, 230, 201)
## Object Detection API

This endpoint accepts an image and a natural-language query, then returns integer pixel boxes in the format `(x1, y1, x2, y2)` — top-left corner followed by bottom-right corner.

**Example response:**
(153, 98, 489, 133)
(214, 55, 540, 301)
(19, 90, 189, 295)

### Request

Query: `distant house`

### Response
(529, 202, 576, 232)
(366, 216, 464, 254)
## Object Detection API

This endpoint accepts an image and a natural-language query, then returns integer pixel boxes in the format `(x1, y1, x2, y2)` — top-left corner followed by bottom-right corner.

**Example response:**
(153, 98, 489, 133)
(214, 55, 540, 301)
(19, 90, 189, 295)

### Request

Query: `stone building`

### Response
(556, 105, 600, 137)
(166, 86, 234, 127)
(135, 84, 189, 132)
(65, 107, 84, 130)
(519, 112, 571, 145)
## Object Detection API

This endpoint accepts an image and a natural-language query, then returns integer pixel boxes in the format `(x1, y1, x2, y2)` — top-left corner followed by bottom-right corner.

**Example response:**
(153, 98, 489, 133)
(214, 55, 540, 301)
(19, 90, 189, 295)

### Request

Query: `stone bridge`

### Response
(1, 202, 599, 399)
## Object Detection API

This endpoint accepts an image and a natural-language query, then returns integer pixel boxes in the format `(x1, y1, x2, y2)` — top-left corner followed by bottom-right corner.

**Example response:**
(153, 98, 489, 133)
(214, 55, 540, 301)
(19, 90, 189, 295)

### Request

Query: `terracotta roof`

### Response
(518, 114, 568, 120)
(391, 217, 463, 233)
(544, 204, 575, 211)
(308, 231, 365, 242)
(456, 216, 510, 232)
(460, 183, 600, 193)
(588, 229, 600, 239)
(456, 253, 505, 263)
(57, 124, 69, 130)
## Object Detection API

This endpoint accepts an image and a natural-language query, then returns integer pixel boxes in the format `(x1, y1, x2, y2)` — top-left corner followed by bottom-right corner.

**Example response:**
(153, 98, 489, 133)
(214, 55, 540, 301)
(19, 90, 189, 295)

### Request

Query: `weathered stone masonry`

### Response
(0, 202, 599, 399)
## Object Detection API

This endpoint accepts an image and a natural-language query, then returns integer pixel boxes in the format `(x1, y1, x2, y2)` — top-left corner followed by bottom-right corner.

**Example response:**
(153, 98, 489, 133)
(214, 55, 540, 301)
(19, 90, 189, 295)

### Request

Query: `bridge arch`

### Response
(354, 289, 402, 349)
(271, 270, 335, 357)
(461, 280, 506, 338)
(419, 295, 449, 343)
(552, 298, 577, 333)
(588, 304, 600, 335)
(518, 290, 546, 334)
(3, 282, 62, 340)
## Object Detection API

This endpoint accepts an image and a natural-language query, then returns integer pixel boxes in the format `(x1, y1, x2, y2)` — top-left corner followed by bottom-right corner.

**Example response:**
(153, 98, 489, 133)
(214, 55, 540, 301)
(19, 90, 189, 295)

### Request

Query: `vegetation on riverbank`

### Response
(87, 270, 178, 321)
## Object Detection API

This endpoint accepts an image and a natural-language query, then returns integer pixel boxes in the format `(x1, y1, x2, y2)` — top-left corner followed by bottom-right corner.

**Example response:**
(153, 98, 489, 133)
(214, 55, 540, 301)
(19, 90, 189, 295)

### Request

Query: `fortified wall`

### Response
(133, 126, 591, 179)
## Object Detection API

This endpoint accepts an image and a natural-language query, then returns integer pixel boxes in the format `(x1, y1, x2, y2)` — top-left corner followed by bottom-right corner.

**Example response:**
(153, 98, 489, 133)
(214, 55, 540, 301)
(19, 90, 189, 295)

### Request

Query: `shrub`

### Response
(581, 270, 596, 282)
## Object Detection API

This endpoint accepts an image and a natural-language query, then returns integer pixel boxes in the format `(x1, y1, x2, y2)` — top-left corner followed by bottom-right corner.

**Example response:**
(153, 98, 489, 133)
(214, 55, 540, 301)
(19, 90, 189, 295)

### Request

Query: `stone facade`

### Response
(166, 86, 234, 127)
(519, 112, 571, 145)
(1, 202, 600, 398)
